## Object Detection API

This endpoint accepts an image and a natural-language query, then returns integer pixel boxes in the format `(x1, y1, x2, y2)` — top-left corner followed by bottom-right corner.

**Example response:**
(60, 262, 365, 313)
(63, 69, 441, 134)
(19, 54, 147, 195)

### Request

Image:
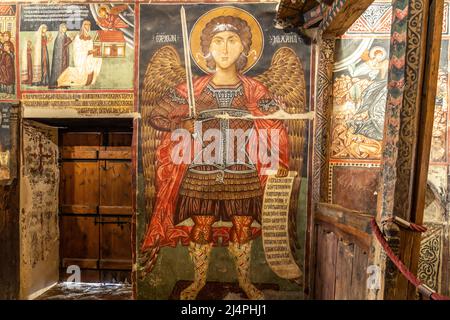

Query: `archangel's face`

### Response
(209, 31, 244, 70)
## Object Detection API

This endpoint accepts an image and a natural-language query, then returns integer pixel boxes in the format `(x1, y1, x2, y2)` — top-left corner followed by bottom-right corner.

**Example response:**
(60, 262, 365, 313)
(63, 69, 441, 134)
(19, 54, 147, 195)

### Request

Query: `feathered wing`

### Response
(255, 47, 307, 283)
(109, 4, 128, 15)
(140, 46, 185, 277)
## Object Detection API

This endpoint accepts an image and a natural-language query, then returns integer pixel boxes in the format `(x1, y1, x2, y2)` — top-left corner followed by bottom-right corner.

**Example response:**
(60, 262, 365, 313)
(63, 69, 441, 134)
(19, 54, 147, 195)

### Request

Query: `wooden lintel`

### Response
(320, 0, 375, 36)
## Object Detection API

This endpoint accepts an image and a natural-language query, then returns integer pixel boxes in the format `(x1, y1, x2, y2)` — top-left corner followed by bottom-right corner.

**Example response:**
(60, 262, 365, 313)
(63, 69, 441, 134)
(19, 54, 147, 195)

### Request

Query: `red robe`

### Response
(141, 75, 289, 251)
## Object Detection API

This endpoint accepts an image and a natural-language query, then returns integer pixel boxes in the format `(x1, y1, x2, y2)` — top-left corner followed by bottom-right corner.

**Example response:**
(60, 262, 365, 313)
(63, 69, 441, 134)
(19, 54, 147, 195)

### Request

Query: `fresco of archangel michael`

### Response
(140, 6, 307, 300)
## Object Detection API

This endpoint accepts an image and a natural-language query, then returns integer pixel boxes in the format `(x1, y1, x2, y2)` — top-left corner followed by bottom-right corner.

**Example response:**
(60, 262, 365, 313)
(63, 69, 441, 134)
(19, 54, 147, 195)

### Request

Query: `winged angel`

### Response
(140, 7, 307, 300)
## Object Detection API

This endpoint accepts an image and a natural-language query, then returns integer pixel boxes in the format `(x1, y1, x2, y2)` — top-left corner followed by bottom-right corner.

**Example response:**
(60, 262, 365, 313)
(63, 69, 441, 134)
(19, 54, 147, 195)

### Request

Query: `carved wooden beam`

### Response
(312, 36, 335, 204)
(308, 35, 335, 298)
(320, 0, 375, 36)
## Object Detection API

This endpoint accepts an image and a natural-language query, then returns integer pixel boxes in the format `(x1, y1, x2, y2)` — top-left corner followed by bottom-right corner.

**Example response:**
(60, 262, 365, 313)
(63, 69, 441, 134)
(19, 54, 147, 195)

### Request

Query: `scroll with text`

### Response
(0, 104, 12, 181)
(262, 172, 302, 280)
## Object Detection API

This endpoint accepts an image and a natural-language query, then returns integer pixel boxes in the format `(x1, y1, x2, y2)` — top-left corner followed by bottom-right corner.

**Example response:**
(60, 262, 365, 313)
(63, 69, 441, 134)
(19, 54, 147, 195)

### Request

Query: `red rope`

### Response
(408, 222, 428, 233)
(370, 218, 450, 300)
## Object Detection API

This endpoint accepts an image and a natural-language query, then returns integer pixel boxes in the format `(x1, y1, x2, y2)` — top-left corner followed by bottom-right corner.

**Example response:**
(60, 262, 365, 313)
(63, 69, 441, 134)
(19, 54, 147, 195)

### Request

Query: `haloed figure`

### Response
(57, 20, 102, 87)
(49, 23, 72, 89)
(141, 15, 290, 300)
(0, 42, 15, 94)
(32, 24, 51, 86)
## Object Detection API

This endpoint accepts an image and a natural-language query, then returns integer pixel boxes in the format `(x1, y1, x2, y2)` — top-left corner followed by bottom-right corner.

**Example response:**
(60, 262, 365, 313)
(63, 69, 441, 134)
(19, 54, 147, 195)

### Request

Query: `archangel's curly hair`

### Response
(200, 16, 252, 71)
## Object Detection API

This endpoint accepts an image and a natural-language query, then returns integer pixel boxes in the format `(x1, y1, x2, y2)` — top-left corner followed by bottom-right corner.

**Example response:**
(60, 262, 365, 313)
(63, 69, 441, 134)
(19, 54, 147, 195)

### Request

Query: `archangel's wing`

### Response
(109, 4, 128, 15)
(255, 47, 307, 283)
(140, 46, 185, 277)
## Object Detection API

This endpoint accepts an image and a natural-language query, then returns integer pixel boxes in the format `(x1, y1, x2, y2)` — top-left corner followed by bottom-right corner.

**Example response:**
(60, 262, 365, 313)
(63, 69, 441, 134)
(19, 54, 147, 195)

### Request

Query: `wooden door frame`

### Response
(309, 0, 445, 299)
(307, 0, 377, 298)
(373, 0, 445, 300)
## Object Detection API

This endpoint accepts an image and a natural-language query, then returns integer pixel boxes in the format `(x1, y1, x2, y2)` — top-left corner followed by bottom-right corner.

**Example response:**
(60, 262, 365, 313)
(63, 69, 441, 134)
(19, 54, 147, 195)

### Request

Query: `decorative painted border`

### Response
(320, 0, 347, 32)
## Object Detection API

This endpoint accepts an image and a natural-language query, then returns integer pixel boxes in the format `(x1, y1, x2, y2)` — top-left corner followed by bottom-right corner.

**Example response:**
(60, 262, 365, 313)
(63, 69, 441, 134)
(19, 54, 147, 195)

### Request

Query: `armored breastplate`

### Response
(189, 83, 256, 174)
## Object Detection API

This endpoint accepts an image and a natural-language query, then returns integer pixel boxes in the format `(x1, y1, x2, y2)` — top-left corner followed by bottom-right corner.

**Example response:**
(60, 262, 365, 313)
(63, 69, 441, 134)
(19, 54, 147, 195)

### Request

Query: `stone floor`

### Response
(36, 281, 303, 300)
(36, 282, 133, 300)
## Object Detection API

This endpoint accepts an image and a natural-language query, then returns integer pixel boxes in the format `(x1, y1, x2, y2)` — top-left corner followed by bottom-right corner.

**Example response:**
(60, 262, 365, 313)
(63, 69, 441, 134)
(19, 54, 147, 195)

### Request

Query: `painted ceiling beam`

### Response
(274, 0, 333, 29)
(320, 0, 376, 35)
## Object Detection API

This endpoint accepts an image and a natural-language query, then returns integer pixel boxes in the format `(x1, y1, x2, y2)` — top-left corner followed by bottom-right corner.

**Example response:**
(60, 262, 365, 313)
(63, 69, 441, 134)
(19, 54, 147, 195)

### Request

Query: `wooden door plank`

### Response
(108, 132, 132, 146)
(100, 161, 132, 210)
(350, 246, 368, 300)
(61, 258, 98, 269)
(60, 205, 97, 215)
(98, 206, 132, 215)
(60, 216, 100, 267)
(100, 216, 132, 270)
(334, 240, 354, 300)
(314, 225, 325, 299)
(61, 147, 98, 160)
(99, 259, 132, 270)
(315, 226, 338, 300)
(98, 150, 132, 160)
(60, 161, 100, 210)
(62, 132, 102, 146)
(323, 230, 337, 300)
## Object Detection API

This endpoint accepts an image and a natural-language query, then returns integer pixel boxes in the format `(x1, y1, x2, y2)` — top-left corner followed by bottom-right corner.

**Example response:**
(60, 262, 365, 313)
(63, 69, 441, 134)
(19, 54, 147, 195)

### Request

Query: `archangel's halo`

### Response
(189, 6, 264, 74)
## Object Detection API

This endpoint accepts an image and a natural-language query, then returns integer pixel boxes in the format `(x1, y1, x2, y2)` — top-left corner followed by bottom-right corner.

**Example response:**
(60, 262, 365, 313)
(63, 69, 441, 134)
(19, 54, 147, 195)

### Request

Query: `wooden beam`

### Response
(374, 0, 445, 300)
(309, 35, 335, 298)
(312, 36, 335, 204)
(320, 0, 375, 36)
(408, 0, 445, 299)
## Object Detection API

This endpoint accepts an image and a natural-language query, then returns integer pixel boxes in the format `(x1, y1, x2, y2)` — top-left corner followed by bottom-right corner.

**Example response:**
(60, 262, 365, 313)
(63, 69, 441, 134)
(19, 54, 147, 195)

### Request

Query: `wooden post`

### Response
(309, 33, 336, 298)
(312, 35, 335, 204)
(408, 0, 445, 299)
(374, 0, 444, 300)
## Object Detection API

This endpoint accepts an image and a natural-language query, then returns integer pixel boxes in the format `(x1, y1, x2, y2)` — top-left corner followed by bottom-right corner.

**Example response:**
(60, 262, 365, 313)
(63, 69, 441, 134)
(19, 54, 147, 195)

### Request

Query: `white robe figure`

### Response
(57, 28, 102, 87)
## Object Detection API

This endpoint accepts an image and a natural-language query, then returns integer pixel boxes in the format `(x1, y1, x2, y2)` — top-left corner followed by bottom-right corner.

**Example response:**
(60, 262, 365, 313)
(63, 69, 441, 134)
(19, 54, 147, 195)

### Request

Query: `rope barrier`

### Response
(370, 218, 450, 300)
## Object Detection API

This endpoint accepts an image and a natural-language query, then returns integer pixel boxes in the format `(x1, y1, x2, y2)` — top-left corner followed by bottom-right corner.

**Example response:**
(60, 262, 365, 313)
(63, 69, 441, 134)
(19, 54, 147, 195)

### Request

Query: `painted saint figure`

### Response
(32, 24, 51, 86)
(0, 41, 15, 94)
(21, 40, 33, 85)
(140, 8, 307, 300)
(49, 23, 72, 89)
(347, 46, 389, 141)
(57, 20, 102, 87)
(2, 32, 14, 55)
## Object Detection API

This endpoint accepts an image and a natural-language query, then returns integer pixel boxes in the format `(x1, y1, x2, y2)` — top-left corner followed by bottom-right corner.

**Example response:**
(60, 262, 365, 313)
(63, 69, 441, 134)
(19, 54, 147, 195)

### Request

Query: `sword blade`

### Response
(180, 6, 196, 118)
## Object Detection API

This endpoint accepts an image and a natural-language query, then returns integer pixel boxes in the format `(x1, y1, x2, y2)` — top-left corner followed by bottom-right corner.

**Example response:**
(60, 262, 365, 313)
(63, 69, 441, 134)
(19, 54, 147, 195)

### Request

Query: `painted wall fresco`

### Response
(137, 2, 312, 300)
(20, 121, 59, 299)
(18, 3, 135, 117)
(0, 5, 17, 100)
(328, 1, 391, 214)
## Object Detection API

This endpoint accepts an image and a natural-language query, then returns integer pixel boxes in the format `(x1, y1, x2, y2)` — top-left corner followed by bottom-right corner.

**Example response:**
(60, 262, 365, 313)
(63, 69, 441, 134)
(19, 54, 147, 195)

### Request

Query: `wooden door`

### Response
(20, 120, 60, 299)
(59, 132, 132, 283)
(313, 203, 372, 300)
